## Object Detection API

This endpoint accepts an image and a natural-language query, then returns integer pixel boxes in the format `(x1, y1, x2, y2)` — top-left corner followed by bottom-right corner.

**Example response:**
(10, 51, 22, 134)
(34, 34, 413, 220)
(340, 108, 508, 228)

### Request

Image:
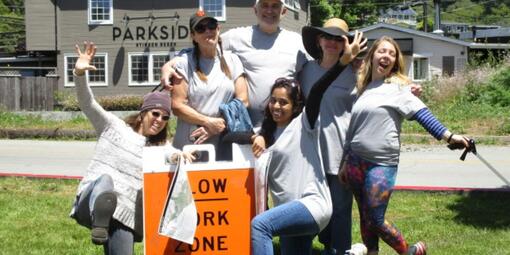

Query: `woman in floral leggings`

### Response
(341, 36, 470, 255)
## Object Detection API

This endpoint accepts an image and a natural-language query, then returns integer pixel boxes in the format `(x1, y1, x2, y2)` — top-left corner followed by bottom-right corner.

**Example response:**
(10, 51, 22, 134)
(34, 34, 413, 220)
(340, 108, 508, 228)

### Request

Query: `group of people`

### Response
(69, 0, 471, 254)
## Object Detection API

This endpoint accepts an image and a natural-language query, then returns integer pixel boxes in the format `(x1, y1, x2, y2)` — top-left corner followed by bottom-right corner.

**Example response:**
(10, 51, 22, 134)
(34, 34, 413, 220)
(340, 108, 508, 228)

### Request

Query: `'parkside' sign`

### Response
(113, 25, 189, 47)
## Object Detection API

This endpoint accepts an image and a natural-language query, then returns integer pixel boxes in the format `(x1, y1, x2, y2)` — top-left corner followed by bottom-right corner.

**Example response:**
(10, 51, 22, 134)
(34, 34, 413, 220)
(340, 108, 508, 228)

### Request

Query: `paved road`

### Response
(0, 139, 509, 189)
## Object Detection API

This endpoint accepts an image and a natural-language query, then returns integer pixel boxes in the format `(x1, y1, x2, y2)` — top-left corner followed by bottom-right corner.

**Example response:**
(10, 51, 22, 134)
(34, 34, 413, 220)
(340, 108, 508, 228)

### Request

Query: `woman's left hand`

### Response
(339, 31, 368, 66)
(190, 127, 211, 144)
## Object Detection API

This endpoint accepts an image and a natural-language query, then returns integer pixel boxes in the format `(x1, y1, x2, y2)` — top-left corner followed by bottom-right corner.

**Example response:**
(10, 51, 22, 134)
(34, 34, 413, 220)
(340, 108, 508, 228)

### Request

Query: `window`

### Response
(413, 58, 429, 81)
(200, 0, 226, 21)
(64, 56, 78, 86)
(64, 54, 108, 87)
(88, 0, 113, 25)
(284, 0, 301, 9)
(129, 53, 172, 86)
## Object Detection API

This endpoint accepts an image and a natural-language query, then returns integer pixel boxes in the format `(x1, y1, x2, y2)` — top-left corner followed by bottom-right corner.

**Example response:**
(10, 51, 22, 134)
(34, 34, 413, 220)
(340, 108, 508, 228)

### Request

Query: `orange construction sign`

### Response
(143, 145, 255, 255)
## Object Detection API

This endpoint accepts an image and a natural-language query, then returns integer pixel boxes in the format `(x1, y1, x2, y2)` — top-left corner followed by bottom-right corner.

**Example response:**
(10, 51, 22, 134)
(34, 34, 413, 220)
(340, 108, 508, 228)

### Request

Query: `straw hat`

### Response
(302, 18, 350, 59)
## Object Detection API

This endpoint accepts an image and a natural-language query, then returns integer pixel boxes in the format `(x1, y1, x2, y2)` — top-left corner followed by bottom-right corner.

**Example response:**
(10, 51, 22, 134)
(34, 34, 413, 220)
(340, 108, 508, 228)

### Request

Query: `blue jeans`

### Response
(73, 174, 135, 255)
(251, 200, 320, 255)
(319, 174, 353, 255)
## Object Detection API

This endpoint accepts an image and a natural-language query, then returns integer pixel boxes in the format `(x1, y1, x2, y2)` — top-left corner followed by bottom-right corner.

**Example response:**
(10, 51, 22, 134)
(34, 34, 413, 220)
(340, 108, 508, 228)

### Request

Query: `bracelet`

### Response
(447, 133, 454, 143)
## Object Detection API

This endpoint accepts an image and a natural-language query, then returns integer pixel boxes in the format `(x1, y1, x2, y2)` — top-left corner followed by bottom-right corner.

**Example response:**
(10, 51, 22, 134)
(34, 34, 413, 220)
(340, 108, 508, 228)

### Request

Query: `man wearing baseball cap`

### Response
(161, 0, 311, 128)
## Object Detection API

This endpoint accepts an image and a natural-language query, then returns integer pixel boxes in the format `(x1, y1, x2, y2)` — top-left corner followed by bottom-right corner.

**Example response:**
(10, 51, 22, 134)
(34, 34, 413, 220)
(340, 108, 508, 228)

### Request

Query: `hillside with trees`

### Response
(310, 0, 510, 29)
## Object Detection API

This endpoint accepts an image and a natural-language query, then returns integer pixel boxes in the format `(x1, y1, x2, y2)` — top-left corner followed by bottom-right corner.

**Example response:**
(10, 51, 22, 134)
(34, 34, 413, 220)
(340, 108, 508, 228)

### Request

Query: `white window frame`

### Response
(412, 57, 430, 81)
(64, 53, 108, 87)
(199, 0, 226, 22)
(88, 0, 113, 25)
(284, 0, 301, 11)
(128, 52, 173, 86)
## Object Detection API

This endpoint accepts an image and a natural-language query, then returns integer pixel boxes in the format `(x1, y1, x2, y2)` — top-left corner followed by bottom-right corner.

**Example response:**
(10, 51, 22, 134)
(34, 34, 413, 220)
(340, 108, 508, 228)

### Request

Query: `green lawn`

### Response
(1, 177, 509, 254)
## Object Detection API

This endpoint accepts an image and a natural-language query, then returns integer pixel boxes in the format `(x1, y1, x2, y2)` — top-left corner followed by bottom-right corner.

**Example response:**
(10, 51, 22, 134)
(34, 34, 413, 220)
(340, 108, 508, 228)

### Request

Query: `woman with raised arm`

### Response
(250, 31, 366, 255)
(69, 42, 194, 255)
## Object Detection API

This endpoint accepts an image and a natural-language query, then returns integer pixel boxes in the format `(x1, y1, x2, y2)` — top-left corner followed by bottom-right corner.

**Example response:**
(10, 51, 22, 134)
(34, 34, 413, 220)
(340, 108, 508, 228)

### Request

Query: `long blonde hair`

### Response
(357, 36, 409, 96)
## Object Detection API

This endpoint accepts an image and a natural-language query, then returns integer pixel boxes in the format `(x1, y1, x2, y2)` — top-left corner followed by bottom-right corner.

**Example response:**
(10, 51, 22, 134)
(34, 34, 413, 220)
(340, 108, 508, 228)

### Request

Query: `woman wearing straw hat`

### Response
(171, 9, 249, 160)
(299, 18, 422, 255)
(299, 18, 360, 255)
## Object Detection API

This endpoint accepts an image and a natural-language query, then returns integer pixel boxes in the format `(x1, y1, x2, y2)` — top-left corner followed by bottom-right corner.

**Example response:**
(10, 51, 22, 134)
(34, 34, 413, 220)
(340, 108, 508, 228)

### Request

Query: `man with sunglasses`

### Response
(161, 0, 310, 128)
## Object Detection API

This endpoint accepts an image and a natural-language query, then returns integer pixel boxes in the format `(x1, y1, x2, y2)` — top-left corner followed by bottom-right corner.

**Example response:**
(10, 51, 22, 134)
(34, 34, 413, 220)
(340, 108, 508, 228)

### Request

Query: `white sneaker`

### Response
(345, 243, 367, 255)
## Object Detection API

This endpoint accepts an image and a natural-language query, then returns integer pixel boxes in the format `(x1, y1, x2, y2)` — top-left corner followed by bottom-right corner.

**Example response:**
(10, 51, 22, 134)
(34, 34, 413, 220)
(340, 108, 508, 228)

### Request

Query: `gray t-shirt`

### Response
(266, 111, 332, 231)
(172, 50, 244, 150)
(346, 80, 426, 166)
(221, 25, 310, 127)
(299, 61, 357, 175)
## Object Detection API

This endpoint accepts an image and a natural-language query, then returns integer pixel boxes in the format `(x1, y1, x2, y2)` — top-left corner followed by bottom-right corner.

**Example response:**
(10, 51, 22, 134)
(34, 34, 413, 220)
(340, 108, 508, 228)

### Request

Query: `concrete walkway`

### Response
(0, 139, 509, 190)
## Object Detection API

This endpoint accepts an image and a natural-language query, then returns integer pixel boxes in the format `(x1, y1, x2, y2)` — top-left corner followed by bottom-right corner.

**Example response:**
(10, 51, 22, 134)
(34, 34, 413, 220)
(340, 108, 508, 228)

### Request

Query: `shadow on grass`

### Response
(446, 191, 510, 229)
(272, 241, 323, 255)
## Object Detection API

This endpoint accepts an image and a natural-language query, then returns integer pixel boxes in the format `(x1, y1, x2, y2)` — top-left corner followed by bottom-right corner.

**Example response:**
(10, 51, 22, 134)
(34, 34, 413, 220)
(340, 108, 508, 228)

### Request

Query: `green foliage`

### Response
(403, 60, 510, 136)
(0, 0, 24, 53)
(54, 91, 143, 111)
(484, 66, 510, 107)
(309, 0, 510, 29)
(309, 0, 334, 26)
(442, 0, 510, 26)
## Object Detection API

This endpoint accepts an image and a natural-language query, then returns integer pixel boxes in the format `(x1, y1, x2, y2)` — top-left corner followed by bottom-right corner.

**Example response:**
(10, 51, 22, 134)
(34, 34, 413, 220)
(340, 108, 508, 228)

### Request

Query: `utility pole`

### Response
(403, 1, 428, 32)
(433, 0, 444, 35)
(423, 1, 428, 32)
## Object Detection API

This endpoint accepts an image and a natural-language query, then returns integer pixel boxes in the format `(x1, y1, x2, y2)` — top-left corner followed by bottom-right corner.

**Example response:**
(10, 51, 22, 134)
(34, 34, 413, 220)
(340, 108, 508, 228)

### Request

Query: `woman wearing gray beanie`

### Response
(69, 41, 194, 255)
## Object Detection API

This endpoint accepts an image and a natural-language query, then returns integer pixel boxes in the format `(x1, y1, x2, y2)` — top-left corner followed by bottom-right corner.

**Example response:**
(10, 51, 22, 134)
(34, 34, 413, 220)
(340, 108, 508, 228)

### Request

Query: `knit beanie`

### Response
(140, 91, 171, 115)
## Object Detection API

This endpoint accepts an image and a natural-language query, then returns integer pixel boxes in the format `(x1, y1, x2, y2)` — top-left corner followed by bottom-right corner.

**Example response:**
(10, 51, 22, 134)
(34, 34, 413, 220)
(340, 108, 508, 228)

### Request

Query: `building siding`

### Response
(25, 0, 56, 51)
(26, 0, 309, 95)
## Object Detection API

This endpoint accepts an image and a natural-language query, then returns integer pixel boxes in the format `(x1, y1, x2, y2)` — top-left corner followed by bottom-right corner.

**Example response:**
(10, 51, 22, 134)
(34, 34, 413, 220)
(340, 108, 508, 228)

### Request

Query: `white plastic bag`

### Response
(158, 157, 197, 244)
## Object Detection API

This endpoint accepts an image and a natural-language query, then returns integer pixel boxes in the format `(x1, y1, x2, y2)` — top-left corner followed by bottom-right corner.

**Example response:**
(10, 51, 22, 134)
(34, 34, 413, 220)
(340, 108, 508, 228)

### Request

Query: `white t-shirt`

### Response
(172, 50, 245, 150)
(346, 80, 426, 166)
(299, 61, 357, 175)
(221, 25, 311, 127)
(266, 111, 332, 231)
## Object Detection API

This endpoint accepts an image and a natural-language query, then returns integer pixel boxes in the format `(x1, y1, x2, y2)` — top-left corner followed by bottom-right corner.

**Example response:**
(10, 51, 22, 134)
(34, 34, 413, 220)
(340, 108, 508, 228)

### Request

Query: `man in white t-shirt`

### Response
(161, 0, 310, 127)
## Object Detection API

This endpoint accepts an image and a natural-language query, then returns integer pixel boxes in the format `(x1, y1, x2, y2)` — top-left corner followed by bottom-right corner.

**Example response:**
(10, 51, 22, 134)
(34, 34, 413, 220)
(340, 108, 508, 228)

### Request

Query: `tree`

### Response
(0, 0, 24, 53)
(309, 0, 334, 26)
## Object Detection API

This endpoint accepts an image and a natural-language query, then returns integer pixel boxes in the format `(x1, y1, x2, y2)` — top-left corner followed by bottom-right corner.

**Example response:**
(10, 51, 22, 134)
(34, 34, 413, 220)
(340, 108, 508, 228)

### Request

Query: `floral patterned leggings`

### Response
(344, 152, 409, 254)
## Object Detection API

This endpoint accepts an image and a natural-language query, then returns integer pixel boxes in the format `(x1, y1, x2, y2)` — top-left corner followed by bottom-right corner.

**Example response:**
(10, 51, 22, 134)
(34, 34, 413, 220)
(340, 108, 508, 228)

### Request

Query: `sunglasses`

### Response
(320, 33, 344, 42)
(150, 111, 170, 121)
(194, 20, 218, 34)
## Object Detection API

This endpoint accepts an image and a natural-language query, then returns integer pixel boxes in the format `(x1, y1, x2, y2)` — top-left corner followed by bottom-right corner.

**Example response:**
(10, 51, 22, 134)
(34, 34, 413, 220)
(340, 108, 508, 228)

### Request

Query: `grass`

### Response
(0, 111, 92, 130)
(1, 177, 510, 254)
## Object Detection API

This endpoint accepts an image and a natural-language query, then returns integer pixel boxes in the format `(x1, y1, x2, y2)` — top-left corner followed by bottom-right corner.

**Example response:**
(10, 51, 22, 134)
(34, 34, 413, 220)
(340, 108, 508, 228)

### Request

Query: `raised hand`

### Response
(339, 31, 368, 65)
(74, 41, 97, 76)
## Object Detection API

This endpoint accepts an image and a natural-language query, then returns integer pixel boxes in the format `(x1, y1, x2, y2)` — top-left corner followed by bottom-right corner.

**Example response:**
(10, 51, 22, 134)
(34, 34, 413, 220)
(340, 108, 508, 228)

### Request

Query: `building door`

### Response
(443, 56, 455, 76)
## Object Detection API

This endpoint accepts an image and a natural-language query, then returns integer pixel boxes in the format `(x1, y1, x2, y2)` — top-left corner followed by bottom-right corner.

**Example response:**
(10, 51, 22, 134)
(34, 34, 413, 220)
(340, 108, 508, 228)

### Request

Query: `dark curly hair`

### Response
(259, 78, 304, 146)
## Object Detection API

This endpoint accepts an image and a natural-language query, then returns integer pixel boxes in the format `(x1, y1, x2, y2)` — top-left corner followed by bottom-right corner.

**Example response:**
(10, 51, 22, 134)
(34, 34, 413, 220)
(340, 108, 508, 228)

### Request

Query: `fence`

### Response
(0, 76, 59, 111)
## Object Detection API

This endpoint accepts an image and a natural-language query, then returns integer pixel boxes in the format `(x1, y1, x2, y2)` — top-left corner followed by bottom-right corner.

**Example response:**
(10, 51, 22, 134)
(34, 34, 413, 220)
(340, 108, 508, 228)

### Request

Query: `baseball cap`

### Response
(189, 8, 218, 32)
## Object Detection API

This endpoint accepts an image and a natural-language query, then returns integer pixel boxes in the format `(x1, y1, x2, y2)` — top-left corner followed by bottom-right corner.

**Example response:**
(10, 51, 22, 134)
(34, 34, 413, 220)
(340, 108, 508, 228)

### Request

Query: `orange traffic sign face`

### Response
(144, 168, 255, 254)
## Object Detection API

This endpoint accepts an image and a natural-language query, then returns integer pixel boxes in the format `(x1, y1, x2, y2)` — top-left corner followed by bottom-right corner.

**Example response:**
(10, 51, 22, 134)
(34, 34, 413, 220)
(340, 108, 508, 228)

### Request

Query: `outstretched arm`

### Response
(305, 31, 367, 128)
(73, 41, 112, 135)
(412, 108, 470, 148)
